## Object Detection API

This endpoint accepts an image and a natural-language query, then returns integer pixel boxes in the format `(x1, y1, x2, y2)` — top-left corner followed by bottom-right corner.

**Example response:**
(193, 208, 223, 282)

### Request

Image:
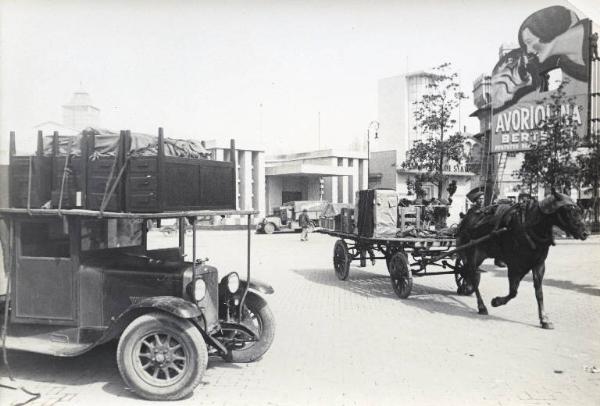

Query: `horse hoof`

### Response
(541, 321, 554, 330)
(478, 308, 488, 315)
(491, 298, 501, 307)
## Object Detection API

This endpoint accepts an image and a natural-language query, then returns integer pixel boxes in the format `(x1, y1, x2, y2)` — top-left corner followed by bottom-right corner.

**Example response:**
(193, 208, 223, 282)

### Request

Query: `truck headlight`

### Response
(226, 272, 240, 293)
(193, 279, 206, 301)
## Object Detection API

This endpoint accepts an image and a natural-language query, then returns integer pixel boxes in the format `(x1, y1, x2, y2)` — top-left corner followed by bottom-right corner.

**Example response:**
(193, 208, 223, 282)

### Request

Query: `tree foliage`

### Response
(402, 63, 466, 199)
(514, 82, 585, 194)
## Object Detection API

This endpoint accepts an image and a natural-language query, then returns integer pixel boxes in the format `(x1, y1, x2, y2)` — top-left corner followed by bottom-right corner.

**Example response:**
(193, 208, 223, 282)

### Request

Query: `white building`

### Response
(203, 139, 266, 223)
(265, 149, 368, 215)
(376, 71, 435, 161)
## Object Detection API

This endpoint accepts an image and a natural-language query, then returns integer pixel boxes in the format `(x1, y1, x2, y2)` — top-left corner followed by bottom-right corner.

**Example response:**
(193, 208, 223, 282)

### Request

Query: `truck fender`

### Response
(265, 216, 282, 228)
(241, 279, 274, 295)
(126, 296, 202, 319)
(99, 296, 202, 344)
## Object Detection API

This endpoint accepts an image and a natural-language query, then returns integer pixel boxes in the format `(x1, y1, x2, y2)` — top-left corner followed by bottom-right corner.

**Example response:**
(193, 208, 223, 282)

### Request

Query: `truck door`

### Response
(14, 218, 77, 323)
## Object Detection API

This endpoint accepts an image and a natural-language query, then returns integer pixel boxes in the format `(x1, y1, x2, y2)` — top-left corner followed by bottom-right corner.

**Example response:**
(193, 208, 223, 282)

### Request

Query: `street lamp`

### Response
(367, 120, 379, 187)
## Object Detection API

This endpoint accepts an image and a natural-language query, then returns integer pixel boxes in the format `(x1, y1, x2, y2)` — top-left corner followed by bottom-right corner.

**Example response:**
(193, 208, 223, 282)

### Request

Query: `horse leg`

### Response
(531, 262, 553, 329)
(468, 251, 488, 315)
(491, 267, 524, 307)
(472, 272, 489, 315)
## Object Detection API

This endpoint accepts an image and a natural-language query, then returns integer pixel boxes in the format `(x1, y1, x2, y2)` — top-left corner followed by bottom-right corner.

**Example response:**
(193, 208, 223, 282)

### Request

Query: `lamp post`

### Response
(367, 121, 379, 188)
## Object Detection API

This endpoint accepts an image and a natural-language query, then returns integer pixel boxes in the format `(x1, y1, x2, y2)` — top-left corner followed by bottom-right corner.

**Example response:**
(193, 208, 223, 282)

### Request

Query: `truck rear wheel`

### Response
(117, 312, 207, 400)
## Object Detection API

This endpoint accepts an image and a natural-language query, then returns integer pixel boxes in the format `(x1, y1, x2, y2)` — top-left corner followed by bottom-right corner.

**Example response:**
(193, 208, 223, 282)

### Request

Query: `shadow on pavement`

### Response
(293, 267, 535, 328)
(0, 340, 243, 400)
(483, 265, 600, 297)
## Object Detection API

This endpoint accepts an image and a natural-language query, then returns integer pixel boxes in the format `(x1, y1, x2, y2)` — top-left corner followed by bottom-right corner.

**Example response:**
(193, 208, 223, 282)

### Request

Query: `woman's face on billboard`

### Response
(520, 28, 551, 63)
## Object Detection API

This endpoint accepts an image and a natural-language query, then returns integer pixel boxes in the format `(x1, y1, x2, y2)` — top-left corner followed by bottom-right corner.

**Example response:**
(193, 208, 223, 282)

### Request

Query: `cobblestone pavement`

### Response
(1, 231, 599, 406)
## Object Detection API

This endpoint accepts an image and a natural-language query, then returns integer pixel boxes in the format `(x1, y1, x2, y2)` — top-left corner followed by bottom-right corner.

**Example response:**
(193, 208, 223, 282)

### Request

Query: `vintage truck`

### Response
(0, 129, 275, 401)
(0, 208, 275, 400)
(256, 200, 328, 234)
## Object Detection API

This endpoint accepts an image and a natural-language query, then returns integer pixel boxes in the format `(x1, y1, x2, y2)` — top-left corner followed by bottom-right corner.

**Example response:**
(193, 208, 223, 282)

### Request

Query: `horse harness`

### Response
(491, 202, 551, 251)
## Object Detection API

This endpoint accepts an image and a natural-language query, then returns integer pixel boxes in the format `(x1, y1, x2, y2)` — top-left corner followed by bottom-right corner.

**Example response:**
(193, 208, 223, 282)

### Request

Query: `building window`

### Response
(337, 158, 343, 166)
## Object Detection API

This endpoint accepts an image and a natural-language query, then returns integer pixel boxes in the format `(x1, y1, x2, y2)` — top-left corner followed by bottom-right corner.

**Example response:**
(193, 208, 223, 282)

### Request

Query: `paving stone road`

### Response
(1, 230, 599, 405)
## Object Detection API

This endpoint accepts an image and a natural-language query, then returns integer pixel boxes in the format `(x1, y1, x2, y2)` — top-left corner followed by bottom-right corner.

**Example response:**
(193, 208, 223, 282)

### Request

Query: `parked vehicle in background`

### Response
(257, 200, 328, 234)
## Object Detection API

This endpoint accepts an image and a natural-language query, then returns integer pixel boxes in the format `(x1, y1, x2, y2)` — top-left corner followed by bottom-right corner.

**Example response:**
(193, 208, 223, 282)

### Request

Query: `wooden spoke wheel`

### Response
(454, 256, 474, 296)
(333, 239, 351, 280)
(117, 313, 207, 400)
(388, 252, 412, 299)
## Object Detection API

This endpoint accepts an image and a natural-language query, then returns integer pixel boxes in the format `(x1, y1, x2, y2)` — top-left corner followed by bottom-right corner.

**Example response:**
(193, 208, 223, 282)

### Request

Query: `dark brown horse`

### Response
(457, 190, 588, 329)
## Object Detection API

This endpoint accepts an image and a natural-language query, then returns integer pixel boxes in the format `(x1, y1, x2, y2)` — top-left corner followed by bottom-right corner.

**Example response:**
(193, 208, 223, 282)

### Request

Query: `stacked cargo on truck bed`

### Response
(7, 128, 236, 213)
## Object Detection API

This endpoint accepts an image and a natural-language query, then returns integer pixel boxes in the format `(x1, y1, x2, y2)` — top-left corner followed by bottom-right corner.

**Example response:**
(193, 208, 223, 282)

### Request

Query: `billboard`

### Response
(490, 6, 591, 153)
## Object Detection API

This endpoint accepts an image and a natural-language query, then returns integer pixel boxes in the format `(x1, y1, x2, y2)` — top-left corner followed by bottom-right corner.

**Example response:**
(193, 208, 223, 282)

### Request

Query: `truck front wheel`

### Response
(117, 312, 208, 400)
(225, 292, 275, 363)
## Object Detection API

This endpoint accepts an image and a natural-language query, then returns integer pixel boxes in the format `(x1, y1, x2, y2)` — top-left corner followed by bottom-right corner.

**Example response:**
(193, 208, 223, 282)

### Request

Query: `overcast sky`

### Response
(1, 0, 598, 162)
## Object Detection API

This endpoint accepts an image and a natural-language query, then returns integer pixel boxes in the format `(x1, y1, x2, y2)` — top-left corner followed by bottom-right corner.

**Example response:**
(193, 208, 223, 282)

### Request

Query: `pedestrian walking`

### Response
(299, 208, 310, 241)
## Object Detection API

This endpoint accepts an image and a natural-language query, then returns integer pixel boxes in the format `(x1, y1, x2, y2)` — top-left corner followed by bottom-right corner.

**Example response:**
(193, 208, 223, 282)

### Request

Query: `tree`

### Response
(514, 82, 584, 194)
(402, 63, 467, 200)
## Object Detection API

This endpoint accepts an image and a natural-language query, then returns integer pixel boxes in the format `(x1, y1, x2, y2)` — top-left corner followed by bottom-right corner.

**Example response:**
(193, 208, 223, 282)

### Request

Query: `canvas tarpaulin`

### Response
(43, 127, 210, 159)
(356, 189, 399, 238)
(320, 202, 353, 217)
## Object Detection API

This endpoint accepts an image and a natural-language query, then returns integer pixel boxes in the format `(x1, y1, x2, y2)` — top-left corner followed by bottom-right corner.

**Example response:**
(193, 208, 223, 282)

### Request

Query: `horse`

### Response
(456, 190, 588, 329)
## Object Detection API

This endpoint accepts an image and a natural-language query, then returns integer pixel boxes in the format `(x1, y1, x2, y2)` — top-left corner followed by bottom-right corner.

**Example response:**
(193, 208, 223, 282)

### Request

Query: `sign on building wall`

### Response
(490, 6, 591, 153)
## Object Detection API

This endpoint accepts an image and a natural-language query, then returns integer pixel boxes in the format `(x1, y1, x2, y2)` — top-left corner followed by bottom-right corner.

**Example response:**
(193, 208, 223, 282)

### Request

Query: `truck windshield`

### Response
(81, 219, 143, 251)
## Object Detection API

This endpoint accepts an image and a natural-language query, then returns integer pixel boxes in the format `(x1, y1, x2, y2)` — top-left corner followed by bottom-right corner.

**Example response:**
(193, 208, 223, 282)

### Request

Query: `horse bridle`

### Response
(554, 204, 580, 235)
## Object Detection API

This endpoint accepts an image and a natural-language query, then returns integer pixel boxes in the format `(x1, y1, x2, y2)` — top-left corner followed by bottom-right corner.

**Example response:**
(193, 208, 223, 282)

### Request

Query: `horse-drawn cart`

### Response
(318, 227, 507, 299)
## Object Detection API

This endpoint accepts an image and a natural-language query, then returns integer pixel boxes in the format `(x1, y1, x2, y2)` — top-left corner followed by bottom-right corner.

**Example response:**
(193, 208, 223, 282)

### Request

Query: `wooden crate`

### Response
(319, 218, 335, 229)
(124, 130, 236, 212)
(8, 131, 52, 209)
(398, 206, 422, 230)
(85, 131, 126, 211)
(51, 156, 84, 209)
(340, 208, 354, 234)
(126, 156, 235, 212)
(9, 156, 52, 208)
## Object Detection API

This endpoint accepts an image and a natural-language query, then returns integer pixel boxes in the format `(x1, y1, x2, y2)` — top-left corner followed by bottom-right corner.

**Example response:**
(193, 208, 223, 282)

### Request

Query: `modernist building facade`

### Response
(377, 71, 435, 159)
(265, 149, 368, 215)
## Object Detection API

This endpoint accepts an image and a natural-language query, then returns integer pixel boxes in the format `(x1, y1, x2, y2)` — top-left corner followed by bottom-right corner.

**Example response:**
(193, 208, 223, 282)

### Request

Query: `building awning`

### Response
(266, 162, 354, 177)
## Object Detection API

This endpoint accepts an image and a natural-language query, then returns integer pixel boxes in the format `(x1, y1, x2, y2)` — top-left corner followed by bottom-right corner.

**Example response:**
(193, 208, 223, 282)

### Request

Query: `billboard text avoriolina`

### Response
(490, 5, 591, 153)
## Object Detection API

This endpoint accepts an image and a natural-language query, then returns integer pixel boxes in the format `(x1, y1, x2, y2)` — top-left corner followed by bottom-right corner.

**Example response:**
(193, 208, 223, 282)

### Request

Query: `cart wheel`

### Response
(454, 257, 474, 296)
(333, 239, 351, 280)
(388, 252, 412, 299)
